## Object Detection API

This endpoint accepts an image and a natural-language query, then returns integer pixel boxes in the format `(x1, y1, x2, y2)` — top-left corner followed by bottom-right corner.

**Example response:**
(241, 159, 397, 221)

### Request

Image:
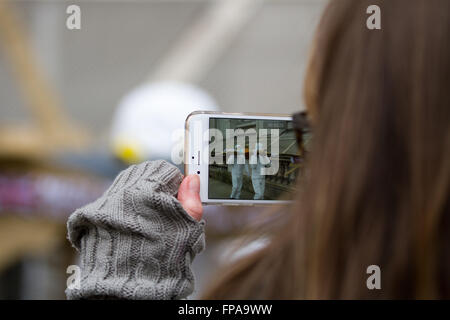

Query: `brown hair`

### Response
(203, 0, 450, 299)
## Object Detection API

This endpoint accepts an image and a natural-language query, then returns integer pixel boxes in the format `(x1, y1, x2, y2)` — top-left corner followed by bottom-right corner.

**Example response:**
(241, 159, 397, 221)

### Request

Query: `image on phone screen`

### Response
(208, 117, 311, 201)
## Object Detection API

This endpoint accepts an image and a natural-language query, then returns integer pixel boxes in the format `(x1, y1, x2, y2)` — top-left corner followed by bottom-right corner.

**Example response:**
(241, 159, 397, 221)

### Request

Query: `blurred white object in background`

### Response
(110, 81, 218, 164)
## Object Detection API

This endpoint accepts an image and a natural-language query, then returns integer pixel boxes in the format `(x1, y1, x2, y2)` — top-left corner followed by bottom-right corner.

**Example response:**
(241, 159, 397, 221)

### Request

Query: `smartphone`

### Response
(184, 111, 310, 205)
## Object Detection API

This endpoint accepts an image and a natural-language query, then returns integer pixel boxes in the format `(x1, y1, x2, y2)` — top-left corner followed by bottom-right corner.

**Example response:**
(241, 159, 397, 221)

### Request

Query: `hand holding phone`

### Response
(177, 174, 203, 221)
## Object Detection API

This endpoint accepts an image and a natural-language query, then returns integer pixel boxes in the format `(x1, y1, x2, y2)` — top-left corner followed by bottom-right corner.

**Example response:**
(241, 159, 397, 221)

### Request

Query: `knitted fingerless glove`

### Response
(65, 160, 205, 300)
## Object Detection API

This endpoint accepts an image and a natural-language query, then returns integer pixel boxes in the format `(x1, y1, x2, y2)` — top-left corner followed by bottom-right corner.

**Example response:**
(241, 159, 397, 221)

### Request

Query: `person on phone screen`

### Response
(228, 144, 248, 199)
(250, 143, 270, 200)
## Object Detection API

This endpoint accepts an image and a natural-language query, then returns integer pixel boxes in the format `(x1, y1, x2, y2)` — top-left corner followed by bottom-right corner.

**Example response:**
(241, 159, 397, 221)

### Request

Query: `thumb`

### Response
(177, 174, 203, 221)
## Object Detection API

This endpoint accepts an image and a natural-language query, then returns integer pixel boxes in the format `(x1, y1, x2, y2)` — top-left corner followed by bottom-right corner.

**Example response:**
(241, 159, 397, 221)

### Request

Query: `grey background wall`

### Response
(0, 0, 327, 143)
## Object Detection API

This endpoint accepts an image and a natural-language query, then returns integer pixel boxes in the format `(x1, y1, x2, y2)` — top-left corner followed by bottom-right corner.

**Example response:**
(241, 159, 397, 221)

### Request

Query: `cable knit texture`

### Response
(66, 160, 205, 300)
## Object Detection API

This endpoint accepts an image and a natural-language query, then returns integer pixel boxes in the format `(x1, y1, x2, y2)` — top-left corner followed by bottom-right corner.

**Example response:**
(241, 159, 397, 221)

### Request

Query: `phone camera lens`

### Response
(192, 156, 194, 159)
(197, 171, 200, 174)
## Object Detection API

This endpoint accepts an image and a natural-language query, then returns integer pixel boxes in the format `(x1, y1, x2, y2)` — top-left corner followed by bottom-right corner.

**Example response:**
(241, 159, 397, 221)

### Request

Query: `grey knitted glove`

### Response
(65, 160, 205, 300)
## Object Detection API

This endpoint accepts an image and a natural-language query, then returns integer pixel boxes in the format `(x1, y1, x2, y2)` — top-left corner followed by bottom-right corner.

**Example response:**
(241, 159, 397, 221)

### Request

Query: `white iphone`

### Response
(184, 111, 310, 205)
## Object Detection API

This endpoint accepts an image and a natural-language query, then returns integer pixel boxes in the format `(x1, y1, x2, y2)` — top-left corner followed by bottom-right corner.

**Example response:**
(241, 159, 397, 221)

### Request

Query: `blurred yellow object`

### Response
(113, 139, 143, 164)
(110, 82, 219, 164)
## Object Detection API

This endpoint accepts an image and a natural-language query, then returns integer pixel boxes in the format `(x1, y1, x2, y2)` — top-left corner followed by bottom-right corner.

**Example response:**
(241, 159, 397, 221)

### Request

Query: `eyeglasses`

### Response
(292, 111, 311, 149)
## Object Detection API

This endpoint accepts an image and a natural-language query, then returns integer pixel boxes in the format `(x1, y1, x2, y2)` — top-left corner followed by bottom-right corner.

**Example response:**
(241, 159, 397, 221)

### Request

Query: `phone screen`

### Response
(208, 117, 311, 201)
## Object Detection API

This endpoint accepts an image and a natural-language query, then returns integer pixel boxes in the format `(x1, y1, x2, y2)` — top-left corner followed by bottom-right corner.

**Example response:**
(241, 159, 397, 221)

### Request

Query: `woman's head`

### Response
(301, 0, 449, 299)
(204, 0, 450, 299)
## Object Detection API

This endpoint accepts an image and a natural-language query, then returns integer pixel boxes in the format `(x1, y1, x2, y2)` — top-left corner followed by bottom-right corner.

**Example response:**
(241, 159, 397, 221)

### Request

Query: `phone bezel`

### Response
(185, 111, 294, 206)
